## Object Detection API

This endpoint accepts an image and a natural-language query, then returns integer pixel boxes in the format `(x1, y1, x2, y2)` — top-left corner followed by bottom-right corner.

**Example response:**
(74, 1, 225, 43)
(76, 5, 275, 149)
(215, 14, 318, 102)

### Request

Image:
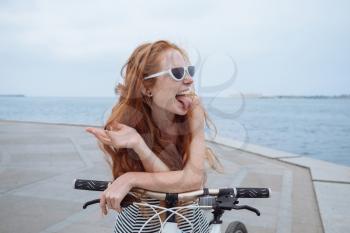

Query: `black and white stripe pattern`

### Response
(113, 196, 209, 233)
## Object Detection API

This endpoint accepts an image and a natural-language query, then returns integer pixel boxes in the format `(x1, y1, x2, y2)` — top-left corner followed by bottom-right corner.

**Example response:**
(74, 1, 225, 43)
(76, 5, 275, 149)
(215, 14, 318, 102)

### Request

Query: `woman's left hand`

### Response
(100, 173, 134, 215)
(189, 95, 205, 134)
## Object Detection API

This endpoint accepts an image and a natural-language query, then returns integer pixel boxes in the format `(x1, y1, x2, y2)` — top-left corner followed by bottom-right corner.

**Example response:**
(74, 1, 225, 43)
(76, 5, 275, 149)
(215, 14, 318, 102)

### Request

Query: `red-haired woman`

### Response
(86, 40, 223, 232)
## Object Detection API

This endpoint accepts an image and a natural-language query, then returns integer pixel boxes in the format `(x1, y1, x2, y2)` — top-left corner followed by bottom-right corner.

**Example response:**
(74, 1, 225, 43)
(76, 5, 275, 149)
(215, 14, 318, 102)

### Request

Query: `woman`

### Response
(86, 40, 223, 232)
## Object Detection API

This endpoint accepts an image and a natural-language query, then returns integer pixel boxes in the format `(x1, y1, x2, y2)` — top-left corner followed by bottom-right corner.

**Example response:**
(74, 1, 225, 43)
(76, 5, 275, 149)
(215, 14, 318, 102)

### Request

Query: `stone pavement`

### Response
(0, 120, 329, 233)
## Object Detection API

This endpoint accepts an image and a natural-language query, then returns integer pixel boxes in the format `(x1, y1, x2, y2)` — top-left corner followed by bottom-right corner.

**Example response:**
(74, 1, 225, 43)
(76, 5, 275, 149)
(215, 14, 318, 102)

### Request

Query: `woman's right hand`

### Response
(86, 127, 113, 146)
(86, 123, 142, 150)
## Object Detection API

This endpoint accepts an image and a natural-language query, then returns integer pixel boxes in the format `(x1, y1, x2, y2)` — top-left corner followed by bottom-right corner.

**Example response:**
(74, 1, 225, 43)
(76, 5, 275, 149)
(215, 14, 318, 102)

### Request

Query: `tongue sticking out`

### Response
(176, 95, 193, 110)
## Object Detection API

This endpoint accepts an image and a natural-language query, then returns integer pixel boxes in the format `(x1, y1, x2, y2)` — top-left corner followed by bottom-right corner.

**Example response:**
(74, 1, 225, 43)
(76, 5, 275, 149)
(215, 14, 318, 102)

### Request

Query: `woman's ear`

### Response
(141, 86, 146, 96)
(141, 87, 153, 97)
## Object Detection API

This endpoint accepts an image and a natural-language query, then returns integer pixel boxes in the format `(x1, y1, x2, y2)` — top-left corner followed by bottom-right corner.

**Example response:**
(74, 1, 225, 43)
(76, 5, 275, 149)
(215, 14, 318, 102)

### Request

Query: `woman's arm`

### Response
(101, 127, 206, 214)
(129, 127, 206, 193)
(133, 138, 171, 172)
(86, 126, 171, 172)
(130, 97, 207, 192)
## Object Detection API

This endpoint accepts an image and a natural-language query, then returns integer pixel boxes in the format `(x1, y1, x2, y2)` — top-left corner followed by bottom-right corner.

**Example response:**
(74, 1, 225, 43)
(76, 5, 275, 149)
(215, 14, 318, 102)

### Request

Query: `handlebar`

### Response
(74, 179, 271, 216)
(74, 179, 271, 199)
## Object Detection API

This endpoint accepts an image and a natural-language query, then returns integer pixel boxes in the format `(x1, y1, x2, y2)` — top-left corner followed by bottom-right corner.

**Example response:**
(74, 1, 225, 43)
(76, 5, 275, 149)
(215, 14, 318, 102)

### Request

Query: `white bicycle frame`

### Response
(134, 202, 222, 233)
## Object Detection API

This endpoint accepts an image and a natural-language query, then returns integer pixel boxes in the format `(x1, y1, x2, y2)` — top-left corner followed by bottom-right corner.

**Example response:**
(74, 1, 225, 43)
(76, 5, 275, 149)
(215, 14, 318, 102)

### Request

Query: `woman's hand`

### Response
(85, 127, 113, 146)
(86, 124, 171, 172)
(189, 95, 205, 134)
(99, 173, 134, 215)
(86, 123, 142, 150)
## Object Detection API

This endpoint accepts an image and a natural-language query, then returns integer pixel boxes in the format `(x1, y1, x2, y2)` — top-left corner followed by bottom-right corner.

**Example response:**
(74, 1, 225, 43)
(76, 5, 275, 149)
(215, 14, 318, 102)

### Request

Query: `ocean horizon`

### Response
(1, 96, 349, 167)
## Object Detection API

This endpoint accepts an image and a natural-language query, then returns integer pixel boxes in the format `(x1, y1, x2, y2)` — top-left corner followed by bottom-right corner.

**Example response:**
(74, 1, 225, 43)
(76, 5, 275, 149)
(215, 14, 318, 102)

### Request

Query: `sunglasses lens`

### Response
(188, 66, 195, 77)
(171, 67, 185, 80)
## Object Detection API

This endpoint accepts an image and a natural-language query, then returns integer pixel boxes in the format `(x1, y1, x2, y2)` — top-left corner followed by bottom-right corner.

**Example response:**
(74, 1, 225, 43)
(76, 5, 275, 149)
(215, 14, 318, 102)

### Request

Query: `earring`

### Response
(147, 90, 152, 97)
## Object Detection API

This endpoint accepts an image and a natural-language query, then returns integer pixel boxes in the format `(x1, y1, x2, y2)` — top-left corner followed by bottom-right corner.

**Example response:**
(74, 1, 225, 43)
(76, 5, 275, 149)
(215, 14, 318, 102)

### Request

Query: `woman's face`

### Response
(149, 49, 194, 116)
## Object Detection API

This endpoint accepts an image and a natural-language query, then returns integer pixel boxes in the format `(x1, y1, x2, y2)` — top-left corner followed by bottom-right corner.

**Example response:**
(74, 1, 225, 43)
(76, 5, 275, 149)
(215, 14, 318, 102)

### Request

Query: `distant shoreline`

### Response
(227, 94, 350, 99)
(1, 94, 350, 99)
(0, 94, 26, 97)
(259, 94, 350, 99)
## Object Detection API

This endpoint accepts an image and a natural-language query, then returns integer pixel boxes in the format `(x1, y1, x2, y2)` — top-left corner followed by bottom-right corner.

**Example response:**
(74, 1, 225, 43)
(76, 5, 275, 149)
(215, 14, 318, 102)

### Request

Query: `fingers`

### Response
(193, 95, 201, 105)
(105, 130, 132, 149)
(86, 128, 112, 145)
(105, 130, 120, 141)
(86, 128, 107, 137)
(114, 122, 123, 130)
(107, 122, 123, 131)
(85, 127, 95, 134)
(99, 192, 108, 216)
(105, 130, 114, 138)
(100, 191, 122, 215)
(105, 192, 113, 210)
(109, 196, 122, 213)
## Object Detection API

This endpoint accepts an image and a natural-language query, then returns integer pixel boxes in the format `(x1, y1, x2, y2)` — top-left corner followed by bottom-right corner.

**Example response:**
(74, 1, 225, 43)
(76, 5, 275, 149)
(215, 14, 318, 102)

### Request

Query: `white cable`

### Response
(135, 203, 163, 233)
(159, 204, 213, 232)
(135, 203, 168, 233)
(134, 202, 200, 233)
(135, 203, 189, 233)
(160, 205, 197, 233)
(132, 202, 163, 233)
(134, 202, 168, 233)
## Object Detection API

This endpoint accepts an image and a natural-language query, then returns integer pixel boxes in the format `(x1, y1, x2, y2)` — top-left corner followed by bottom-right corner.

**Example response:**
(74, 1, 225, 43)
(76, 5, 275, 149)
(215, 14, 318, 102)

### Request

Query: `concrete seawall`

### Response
(0, 120, 349, 233)
(206, 134, 350, 233)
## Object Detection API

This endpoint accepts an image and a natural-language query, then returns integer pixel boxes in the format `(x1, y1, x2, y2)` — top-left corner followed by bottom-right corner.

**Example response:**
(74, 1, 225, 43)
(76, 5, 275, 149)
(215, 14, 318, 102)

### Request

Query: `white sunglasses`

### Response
(144, 65, 195, 81)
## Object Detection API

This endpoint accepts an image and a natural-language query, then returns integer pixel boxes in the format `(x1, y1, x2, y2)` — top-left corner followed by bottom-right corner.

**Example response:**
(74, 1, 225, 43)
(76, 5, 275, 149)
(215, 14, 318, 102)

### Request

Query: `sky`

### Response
(0, 0, 349, 97)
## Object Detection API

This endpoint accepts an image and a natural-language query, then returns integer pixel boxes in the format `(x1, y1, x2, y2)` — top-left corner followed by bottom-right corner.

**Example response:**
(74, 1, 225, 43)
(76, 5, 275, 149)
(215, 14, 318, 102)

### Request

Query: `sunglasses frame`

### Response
(143, 65, 195, 81)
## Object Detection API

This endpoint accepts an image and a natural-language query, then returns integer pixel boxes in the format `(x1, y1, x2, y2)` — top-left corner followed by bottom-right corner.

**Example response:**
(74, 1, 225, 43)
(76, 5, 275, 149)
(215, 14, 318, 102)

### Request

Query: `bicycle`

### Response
(73, 179, 271, 233)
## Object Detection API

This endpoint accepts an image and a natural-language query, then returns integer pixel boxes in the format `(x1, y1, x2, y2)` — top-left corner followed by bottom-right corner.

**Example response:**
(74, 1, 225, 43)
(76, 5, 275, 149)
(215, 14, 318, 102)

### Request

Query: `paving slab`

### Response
(207, 134, 303, 159)
(313, 182, 350, 233)
(281, 157, 350, 183)
(0, 195, 81, 233)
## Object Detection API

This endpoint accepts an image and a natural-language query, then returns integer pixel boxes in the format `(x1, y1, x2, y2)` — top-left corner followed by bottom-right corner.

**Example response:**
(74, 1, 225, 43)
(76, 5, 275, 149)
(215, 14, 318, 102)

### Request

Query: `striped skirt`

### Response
(113, 196, 209, 233)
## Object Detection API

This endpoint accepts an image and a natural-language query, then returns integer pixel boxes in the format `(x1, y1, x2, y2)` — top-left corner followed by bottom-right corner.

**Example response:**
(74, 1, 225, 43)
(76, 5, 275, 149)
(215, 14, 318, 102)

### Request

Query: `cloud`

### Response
(0, 0, 349, 96)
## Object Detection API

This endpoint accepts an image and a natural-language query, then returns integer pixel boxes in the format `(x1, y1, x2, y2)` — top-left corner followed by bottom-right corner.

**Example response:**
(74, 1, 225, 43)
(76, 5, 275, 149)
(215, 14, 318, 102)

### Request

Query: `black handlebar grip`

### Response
(236, 188, 270, 198)
(74, 179, 110, 191)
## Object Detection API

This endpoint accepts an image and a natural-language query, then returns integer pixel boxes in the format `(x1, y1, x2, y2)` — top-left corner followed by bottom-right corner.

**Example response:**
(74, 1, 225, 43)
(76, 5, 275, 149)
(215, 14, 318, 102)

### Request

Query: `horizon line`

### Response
(1, 94, 350, 98)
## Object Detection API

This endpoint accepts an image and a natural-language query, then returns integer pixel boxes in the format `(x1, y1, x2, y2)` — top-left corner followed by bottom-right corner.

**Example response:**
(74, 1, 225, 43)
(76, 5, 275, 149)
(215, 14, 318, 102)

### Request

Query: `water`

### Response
(1, 96, 349, 166)
(205, 97, 350, 166)
(0, 96, 116, 125)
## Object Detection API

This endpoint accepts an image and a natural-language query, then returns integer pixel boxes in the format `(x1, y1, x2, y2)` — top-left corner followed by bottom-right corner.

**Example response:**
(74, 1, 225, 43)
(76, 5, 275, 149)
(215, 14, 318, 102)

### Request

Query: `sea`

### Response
(1, 96, 349, 166)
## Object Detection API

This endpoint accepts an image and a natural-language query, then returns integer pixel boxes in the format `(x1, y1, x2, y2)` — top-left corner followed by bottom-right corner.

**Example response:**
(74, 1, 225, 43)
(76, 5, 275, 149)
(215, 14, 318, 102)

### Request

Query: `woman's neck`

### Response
(151, 105, 177, 135)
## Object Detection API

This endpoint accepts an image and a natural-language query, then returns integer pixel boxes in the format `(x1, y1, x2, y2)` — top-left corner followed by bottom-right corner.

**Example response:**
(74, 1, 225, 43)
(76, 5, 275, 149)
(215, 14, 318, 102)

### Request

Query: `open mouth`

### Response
(175, 88, 196, 97)
(175, 89, 195, 110)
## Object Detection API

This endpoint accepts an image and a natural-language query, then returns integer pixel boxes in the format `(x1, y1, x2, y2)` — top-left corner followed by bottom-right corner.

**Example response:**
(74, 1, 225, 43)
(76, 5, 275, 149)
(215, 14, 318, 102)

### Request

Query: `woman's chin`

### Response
(174, 103, 188, 115)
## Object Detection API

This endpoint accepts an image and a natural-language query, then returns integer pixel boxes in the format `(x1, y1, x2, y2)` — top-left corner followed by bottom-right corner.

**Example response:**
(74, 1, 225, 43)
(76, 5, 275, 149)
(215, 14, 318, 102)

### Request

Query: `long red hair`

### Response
(100, 40, 223, 181)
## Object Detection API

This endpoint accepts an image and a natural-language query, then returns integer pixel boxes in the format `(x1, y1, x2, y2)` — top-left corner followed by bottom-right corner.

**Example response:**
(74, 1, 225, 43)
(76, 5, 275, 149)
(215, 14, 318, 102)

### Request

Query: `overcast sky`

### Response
(1, 0, 349, 97)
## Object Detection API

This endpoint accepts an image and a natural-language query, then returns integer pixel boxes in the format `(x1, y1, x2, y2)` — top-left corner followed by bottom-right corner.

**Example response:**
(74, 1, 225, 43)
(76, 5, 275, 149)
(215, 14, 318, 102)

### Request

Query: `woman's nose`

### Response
(183, 74, 193, 84)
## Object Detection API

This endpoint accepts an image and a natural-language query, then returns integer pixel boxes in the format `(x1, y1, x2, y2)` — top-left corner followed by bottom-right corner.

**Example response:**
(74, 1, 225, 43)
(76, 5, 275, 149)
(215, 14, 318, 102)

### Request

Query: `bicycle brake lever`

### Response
(83, 198, 100, 209)
(232, 204, 261, 216)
